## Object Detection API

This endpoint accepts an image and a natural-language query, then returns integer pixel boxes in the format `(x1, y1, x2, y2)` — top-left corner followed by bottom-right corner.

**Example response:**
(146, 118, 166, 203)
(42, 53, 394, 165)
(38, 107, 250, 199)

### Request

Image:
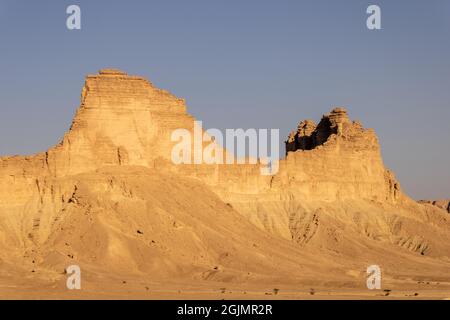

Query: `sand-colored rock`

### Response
(418, 199, 450, 213)
(1, 69, 450, 299)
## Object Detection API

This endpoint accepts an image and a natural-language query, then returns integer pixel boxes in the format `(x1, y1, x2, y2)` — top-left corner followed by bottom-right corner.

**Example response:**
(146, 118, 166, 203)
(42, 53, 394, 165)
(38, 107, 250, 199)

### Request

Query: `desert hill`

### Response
(0, 69, 449, 299)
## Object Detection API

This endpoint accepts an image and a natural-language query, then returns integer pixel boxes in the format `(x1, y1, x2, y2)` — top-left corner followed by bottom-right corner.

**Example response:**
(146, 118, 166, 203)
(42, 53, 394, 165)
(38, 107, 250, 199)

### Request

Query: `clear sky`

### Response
(0, 0, 449, 200)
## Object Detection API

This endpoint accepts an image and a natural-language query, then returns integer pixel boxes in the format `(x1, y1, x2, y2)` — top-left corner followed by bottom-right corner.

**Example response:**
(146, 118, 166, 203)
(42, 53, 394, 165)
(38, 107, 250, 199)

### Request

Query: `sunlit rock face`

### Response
(1, 69, 450, 298)
(279, 106, 401, 202)
(50, 68, 195, 175)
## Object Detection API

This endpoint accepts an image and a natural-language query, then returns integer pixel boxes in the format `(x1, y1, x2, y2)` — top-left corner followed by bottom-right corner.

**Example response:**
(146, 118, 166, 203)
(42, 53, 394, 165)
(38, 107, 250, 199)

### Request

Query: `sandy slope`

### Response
(1, 166, 449, 299)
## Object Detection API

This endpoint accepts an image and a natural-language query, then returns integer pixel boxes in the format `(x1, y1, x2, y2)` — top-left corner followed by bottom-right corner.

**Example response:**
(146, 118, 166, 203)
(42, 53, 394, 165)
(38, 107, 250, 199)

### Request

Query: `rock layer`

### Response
(418, 199, 450, 213)
(1, 69, 450, 298)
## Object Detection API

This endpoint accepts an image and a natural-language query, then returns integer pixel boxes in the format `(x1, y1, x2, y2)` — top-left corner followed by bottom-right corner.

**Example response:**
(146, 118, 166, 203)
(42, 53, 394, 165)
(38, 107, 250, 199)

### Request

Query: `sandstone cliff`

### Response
(1, 69, 449, 298)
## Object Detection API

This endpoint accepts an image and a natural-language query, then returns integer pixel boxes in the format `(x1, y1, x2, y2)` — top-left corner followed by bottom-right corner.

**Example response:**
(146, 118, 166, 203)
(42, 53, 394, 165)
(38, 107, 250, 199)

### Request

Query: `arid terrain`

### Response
(0, 69, 449, 299)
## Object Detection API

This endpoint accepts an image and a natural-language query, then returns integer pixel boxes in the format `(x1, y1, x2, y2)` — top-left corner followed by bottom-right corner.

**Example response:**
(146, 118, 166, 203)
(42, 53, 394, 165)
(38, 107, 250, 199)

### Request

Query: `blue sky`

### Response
(0, 0, 449, 199)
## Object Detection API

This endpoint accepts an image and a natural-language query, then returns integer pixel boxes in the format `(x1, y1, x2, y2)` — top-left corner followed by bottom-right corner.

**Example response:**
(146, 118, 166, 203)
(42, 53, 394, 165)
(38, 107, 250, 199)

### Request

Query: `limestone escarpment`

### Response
(180, 106, 401, 205)
(48, 69, 195, 176)
(1, 69, 450, 297)
(185, 108, 442, 253)
(1, 70, 191, 176)
(0, 72, 401, 204)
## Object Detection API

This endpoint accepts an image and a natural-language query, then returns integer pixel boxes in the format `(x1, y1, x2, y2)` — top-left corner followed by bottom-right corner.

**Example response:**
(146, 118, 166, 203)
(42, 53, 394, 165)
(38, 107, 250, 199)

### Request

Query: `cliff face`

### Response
(170, 107, 401, 204)
(50, 69, 195, 175)
(1, 69, 450, 297)
(0, 71, 400, 203)
(282, 107, 401, 202)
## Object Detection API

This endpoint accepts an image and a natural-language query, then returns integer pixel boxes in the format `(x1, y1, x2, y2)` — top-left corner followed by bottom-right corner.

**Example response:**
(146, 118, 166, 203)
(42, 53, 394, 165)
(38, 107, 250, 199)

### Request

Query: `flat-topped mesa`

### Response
(80, 69, 185, 111)
(45, 69, 195, 176)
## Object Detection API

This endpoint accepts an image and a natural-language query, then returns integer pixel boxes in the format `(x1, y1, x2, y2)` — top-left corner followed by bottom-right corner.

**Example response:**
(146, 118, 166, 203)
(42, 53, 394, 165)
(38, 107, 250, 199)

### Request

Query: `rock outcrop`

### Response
(418, 199, 450, 213)
(1, 69, 450, 298)
(285, 107, 363, 152)
(280, 107, 401, 202)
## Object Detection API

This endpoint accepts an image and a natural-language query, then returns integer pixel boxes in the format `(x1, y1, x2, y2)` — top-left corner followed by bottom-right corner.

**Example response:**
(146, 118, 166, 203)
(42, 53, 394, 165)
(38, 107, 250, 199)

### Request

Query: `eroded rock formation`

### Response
(1, 69, 450, 298)
(285, 107, 363, 152)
